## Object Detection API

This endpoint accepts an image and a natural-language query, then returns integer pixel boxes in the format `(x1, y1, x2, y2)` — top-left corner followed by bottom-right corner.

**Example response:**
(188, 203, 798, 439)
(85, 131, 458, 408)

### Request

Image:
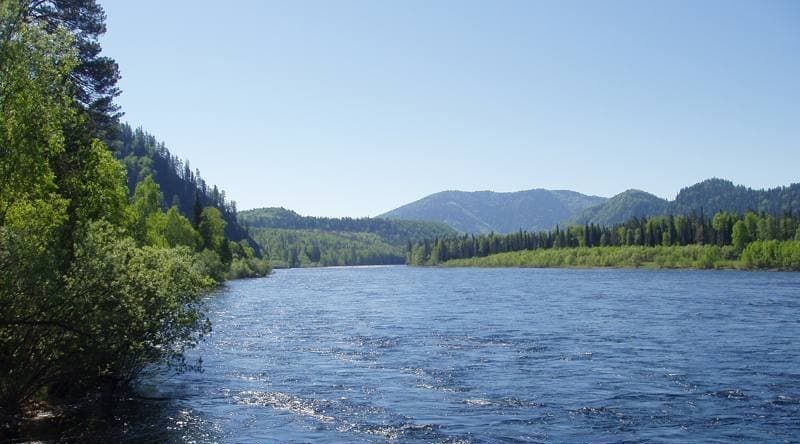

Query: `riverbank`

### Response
(437, 242, 800, 270)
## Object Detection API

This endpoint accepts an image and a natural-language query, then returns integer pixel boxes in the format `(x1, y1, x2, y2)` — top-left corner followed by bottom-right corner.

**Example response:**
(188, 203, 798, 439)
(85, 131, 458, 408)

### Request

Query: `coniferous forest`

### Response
(408, 211, 800, 270)
(0, 0, 268, 434)
(110, 123, 261, 253)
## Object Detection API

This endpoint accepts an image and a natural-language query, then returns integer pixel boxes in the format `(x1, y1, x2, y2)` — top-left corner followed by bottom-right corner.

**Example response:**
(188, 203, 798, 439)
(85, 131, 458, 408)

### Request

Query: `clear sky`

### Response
(99, 0, 799, 217)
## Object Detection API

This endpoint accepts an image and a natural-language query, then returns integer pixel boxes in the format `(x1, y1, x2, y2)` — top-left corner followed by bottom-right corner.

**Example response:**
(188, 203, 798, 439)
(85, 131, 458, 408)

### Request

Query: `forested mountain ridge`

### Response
(239, 207, 456, 244)
(110, 123, 260, 253)
(238, 207, 457, 267)
(567, 189, 669, 226)
(569, 179, 800, 227)
(380, 189, 606, 233)
(672, 178, 800, 216)
(249, 229, 408, 268)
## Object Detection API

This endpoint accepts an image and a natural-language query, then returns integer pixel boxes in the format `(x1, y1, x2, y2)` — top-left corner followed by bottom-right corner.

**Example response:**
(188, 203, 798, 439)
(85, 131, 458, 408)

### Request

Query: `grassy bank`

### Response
(439, 242, 800, 270)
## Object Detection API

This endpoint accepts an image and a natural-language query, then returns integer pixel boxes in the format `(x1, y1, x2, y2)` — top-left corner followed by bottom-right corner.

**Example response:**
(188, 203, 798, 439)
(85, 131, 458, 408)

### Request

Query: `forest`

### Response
(240, 207, 456, 267)
(408, 211, 800, 270)
(252, 229, 407, 268)
(0, 0, 267, 436)
(110, 123, 260, 253)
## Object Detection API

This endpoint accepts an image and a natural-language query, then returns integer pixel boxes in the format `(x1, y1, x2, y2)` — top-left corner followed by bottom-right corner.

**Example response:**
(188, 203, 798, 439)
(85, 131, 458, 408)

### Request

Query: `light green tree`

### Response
(198, 207, 226, 252)
(0, 16, 214, 421)
(732, 220, 749, 252)
(164, 206, 201, 249)
(0, 19, 79, 414)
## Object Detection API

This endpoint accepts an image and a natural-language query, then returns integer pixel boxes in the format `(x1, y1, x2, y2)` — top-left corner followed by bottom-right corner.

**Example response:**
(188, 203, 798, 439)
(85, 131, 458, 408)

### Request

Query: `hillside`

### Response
(672, 178, 800, 216)
(379, 189, 606, 233)
(109, 123, 260, 253)
(569, 179, 800, 227)
(567, 189, 669, 226)
(238, 207, 457, 267)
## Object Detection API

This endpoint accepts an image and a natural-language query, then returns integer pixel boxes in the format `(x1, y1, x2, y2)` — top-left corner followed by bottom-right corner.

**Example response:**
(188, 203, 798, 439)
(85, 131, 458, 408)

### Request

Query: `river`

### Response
(94, 266, 800, 442)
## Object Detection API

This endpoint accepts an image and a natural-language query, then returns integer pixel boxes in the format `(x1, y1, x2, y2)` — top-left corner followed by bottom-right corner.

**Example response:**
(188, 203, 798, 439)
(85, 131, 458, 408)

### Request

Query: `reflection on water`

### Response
(73, 267, 800, 442)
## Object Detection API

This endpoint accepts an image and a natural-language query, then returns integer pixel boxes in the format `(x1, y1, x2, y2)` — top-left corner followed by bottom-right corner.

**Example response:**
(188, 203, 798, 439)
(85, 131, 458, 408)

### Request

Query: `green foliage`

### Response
(741, 240, 800, 270)
(573, 178, 800, 228)
(442, 245, 740, 269)
(130, 177, 259, 281)
(0, 14, 265, 429)
(238, 207, 457, 244)
(131, 175, 164, 245)
(410, 211, 800, 271)
(198, 207, 226, 252)
(251, 228, 406, 268)
(225, 240, 271, 279)
(163, 206, 201, 249)
(731, 220, 749, 252)
(62, 222, 213, 383)
(0, 21, 75, 223)
(569, 189, 669, 227)
(672, 178, 800, 216)
(192, 249, 226, 282)
(110, 123, 259, 253)
(132, 176, 163, 220)
(19, 0, 122, 137)
(240, 207, 457, 268)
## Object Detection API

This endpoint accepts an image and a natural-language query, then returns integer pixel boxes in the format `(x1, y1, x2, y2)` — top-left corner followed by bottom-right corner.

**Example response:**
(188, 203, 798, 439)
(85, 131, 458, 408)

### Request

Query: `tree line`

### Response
(408, 211, 800, 270)
(251, 228, 407, 268)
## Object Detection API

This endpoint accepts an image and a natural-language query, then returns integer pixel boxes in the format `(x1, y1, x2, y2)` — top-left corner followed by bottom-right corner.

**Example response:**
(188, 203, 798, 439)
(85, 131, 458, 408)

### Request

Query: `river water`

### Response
(116, 266, 800, 442)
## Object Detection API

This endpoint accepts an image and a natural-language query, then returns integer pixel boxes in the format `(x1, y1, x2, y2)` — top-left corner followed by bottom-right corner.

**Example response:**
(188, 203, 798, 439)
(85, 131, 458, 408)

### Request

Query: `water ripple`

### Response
(117, 267, 800, 442)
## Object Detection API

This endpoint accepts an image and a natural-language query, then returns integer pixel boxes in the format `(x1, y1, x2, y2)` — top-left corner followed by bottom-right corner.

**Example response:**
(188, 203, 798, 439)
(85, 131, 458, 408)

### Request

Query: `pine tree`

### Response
(193, 193, 203, 228)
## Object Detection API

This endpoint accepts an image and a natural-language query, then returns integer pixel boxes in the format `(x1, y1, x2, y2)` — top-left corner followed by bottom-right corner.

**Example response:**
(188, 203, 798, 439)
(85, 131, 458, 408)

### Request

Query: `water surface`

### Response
(131, 266, 800, 442)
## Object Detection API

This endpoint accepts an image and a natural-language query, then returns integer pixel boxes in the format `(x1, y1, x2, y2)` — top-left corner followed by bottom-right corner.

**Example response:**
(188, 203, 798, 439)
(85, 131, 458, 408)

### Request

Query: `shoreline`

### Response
(417, 244, 799, 272)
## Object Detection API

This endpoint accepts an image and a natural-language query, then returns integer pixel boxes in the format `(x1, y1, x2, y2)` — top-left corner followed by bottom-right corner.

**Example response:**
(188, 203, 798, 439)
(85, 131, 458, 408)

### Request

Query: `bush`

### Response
(193, 249, 227, 282)
(742, 240, 800, 270)
(441, 245, 743, 270)
(226, 257, 271, 279)
(0, 222, 214, 416)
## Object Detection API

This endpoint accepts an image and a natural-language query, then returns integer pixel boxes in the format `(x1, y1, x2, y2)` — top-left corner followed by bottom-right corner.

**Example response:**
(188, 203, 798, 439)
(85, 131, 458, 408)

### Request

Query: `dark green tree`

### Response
(20, 0, 121, 137)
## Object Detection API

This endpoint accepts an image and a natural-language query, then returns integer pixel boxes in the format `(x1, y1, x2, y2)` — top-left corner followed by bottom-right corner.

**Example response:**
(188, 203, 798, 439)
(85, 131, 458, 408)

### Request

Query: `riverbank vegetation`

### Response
(408, 211, 800, 270)
(0, 1, 267, 436)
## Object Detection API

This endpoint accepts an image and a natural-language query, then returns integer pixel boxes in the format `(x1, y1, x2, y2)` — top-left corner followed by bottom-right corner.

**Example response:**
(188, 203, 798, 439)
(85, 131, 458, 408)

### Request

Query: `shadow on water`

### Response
(4, 387, 218, 443)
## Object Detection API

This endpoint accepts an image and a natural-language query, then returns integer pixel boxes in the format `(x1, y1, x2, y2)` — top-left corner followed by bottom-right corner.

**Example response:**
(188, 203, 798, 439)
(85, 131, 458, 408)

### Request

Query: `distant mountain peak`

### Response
(380, 188, 606, 233)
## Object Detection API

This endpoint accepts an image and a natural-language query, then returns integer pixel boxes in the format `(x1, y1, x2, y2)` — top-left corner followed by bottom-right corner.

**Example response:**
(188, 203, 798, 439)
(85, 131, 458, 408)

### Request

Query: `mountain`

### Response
(109, 123, 261, 253)
(568, 178, 800, 227)
(567, 189, 669, 226)
(238, 207, 457, 267)
(672, 178, 800, 216)
(379, 189, 606, 233)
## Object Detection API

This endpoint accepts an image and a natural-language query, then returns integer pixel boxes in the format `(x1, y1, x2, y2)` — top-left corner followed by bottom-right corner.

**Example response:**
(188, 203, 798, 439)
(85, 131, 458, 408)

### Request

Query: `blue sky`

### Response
(100, 1, 799, 217)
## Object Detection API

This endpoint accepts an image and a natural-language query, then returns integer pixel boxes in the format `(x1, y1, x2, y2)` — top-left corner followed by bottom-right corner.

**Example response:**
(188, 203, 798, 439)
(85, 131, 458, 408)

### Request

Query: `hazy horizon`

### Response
(100, 0, 799, 218)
